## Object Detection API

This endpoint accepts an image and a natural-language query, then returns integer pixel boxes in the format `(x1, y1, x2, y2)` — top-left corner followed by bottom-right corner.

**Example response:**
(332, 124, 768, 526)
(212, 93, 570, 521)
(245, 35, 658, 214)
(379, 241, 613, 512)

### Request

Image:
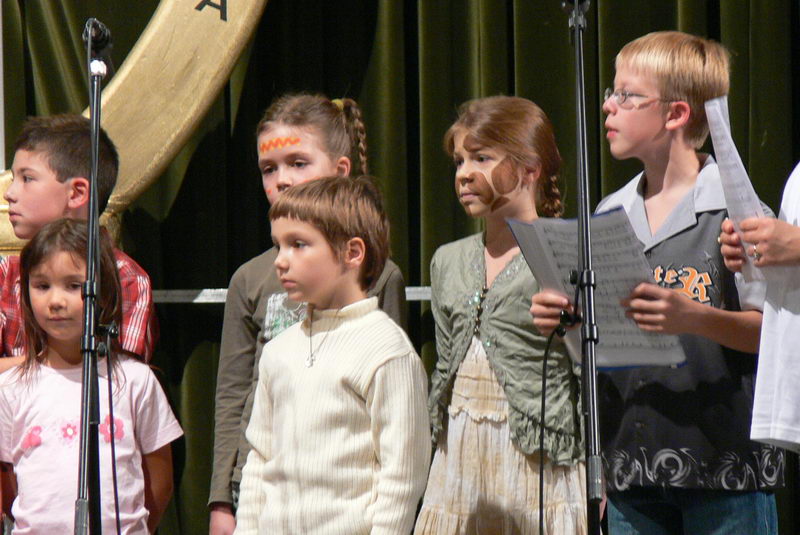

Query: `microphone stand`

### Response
(74, 18, 109, 535)
(561, 2, 603, 534)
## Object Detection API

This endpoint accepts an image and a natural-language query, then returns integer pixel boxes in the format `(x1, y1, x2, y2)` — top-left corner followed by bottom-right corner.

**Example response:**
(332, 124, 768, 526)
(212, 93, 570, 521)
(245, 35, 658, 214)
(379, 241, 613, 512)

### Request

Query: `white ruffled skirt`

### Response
(415, 337, 587, 535)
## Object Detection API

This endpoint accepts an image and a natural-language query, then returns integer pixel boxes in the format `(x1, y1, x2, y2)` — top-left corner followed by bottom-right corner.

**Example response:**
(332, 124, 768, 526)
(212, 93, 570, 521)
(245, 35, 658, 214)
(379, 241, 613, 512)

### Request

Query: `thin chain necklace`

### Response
(306, 307, 341, 367)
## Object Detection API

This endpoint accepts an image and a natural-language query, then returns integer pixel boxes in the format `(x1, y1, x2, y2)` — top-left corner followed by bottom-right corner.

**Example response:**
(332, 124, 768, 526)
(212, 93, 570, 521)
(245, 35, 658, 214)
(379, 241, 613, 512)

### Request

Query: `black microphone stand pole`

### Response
(74, 18, 108, 535)
(561, 2, 603, 534)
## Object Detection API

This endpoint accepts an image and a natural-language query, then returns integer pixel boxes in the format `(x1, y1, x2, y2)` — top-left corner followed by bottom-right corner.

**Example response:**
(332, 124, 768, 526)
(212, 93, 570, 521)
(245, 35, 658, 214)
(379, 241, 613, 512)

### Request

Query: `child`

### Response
(0, 218, 183, 533)
(532, 31, 782, 533)
(209, 94, 407, 534)
(414, 96, 585, 534)
(233, 176, 430, 534)
(1, 114, 157, 364)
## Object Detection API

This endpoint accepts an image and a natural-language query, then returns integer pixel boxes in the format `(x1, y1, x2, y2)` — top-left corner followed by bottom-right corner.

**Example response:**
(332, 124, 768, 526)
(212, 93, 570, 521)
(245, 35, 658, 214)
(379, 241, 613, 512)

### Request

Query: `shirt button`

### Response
(637, 379, 646, 387)
(635, 421, 644, 429)
(645, 250, 652, 258)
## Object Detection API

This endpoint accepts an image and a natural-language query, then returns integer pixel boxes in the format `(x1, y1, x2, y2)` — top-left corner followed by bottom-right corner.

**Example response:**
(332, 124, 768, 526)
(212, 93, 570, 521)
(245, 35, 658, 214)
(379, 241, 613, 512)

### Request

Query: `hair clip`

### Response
(331, 98, 344, 111)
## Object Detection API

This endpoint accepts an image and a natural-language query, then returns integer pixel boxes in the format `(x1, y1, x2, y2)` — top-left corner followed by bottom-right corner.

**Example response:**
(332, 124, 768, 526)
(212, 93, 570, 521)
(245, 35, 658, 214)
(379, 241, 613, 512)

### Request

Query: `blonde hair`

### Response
(616, 31, 730, 148)
(269, 175, 389, 290)
(444, 96, 563, 218)
(256, 93, 369, 174)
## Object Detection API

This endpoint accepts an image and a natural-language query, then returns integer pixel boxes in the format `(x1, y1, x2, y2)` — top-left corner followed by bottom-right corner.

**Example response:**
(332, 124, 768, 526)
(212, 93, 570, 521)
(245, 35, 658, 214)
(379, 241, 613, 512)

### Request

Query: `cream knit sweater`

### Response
(234, 297, 431, 534)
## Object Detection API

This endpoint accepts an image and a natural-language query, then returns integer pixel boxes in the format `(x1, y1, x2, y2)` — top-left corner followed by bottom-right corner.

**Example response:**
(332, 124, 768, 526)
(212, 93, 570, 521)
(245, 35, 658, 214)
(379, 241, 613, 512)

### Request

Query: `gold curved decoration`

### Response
(0, 0, 269, 253)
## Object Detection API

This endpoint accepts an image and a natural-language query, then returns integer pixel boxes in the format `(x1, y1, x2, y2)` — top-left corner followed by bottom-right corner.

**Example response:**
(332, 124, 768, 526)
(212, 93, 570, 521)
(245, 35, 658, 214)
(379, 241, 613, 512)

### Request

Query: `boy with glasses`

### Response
(532, 31, 781, 534)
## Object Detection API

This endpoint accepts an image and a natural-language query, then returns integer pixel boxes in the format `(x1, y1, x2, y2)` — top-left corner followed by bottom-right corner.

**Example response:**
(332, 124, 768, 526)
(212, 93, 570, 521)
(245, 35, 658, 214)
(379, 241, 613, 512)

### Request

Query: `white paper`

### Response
(509, 208, 686, 368)
(706, 96, 768, 281)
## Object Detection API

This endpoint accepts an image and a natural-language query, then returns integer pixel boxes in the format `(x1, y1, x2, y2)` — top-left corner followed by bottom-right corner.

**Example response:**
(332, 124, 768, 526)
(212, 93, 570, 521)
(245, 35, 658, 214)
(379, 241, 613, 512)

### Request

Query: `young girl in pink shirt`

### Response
(0, 218, 182, 534)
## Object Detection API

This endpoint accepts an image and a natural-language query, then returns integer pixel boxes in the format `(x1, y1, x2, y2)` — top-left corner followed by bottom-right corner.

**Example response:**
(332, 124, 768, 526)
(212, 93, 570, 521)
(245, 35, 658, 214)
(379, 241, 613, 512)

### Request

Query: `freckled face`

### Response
(453, 130, 527, 218)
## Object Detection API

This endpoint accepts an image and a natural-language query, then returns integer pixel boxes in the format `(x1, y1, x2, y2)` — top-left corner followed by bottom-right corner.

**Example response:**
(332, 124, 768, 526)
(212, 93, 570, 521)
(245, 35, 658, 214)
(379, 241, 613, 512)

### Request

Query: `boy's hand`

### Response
(622, 283, 699, 335)
(738, 217, 800, 267)
(719, 218, 746, 273)
(209, 503, 236, 535)
(531, 289, 575, 336)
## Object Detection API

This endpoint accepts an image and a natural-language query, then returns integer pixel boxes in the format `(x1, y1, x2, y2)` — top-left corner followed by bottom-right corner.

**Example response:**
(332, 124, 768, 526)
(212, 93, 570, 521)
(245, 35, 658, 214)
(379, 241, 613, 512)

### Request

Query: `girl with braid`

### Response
(415, 96, 586, 534)
(209, 94, 407, 535)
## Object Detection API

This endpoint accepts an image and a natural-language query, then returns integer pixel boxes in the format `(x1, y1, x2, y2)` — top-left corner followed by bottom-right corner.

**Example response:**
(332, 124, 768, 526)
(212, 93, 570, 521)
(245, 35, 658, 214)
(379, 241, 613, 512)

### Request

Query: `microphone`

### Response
(555, 309, 582, 337)
(82, 18, 115, 77)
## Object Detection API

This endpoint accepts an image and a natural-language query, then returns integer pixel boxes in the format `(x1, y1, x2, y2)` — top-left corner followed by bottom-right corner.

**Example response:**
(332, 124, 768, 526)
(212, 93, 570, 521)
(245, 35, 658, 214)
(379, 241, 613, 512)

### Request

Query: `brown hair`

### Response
(616, 31, 730, 148)
(256, 93, 369, 175)
(14, 114, 119, 213)
(269, 175, 389, 290)
(19, 218, 123, 379)
(444, 96, 563, 217)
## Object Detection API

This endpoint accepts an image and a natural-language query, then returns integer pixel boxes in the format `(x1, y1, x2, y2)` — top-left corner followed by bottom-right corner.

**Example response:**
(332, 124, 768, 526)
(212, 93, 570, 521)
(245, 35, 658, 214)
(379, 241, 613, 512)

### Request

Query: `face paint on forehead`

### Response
(491, 156, 519, 195)
(259, 136, 301, 155)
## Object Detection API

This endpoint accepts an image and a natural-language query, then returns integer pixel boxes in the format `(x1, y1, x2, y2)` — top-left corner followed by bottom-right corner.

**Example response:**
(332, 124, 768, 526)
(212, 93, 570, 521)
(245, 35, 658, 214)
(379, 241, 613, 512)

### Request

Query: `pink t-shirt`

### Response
(0, 356, 183, 534)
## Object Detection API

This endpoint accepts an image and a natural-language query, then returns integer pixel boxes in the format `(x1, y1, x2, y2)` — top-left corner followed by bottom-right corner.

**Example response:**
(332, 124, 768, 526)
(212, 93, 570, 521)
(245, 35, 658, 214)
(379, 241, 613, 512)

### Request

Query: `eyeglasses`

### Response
(603, 88, 671, 110)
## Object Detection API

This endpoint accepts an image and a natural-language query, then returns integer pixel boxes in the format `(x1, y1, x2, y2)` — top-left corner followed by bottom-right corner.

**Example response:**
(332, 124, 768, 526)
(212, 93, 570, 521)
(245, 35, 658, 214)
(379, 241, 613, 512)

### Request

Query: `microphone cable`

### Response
(538, 329, 558, 535)
(101, 326, 122, 535)
(539, 280, 582, 535)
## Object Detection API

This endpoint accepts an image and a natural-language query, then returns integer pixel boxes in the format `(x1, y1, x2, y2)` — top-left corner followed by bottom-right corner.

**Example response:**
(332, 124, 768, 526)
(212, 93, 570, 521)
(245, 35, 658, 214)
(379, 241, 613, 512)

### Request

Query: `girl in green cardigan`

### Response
(415, 96, 585, 535)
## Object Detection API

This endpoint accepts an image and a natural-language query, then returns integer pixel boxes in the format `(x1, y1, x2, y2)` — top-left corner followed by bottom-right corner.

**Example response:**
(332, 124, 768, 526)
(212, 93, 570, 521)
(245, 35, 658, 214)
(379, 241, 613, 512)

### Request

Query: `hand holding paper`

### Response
(510, 208, 685, 368)
(530, 289, 576, 337)
(623, 282, 709, 335)
(719, 218, 746, 273)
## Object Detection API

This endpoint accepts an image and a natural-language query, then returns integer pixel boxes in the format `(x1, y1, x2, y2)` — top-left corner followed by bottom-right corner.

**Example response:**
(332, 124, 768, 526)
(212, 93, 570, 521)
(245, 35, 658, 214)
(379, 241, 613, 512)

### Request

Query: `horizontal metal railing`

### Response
(153, 286, 432, 304)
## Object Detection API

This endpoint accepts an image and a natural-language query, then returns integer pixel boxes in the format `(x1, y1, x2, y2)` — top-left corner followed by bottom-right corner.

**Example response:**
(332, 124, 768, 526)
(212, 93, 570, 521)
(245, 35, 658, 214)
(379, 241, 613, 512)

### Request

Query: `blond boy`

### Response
(533, 31, 780, 534)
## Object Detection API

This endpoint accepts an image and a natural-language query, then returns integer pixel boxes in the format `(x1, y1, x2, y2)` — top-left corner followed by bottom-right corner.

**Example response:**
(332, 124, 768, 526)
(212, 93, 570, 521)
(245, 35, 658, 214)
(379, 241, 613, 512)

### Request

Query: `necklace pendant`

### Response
(305, 355, 314, 367)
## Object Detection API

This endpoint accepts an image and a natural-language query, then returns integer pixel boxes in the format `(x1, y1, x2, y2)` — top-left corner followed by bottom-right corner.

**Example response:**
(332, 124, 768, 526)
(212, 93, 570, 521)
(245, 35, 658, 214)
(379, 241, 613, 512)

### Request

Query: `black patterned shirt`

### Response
(596, 156, 784, 491)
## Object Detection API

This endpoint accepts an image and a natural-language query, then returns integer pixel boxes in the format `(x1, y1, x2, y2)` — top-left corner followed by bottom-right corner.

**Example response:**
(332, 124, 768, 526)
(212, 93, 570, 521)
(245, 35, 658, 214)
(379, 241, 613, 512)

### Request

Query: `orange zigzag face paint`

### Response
(259, 136, 301, 154)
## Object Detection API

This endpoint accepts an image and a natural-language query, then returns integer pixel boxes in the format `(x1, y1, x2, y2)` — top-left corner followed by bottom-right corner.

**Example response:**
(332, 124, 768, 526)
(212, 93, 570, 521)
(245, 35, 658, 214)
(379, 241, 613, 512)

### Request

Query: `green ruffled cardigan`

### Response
(428, 233, 584, 466)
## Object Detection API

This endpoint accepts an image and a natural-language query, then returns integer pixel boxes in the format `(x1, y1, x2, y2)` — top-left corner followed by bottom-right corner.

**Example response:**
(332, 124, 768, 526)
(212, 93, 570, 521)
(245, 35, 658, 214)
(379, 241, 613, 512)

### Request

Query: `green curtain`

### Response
(3, 1, 799, 533)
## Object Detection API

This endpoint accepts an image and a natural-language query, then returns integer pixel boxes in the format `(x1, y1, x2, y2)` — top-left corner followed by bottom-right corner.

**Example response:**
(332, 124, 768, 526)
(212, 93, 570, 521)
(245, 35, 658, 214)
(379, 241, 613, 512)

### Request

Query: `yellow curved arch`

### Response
(0, 0, 268, 253)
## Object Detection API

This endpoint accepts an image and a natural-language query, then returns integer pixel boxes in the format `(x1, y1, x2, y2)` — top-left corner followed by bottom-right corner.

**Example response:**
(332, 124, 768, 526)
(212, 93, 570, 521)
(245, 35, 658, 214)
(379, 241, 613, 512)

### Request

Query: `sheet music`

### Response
(706, 96, 768, 282)
(509, 208, 686, 368)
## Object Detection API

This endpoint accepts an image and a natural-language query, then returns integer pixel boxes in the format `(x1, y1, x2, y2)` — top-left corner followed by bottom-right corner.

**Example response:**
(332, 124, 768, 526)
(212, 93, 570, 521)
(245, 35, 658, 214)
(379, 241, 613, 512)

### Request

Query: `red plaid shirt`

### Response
(0, 250, 158, 361)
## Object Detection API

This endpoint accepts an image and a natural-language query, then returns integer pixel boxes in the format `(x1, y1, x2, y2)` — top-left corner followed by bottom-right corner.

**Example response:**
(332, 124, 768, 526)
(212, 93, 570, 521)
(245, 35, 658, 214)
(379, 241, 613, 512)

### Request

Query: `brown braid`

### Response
(340, 98, 369, 175)
(255, 93, 369, 174)
(536, 174, 563, 218)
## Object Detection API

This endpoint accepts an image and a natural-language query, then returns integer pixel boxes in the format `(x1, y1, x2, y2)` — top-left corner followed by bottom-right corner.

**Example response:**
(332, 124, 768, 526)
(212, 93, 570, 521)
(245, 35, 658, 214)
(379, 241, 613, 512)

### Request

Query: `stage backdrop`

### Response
(3, 1, 799, 533)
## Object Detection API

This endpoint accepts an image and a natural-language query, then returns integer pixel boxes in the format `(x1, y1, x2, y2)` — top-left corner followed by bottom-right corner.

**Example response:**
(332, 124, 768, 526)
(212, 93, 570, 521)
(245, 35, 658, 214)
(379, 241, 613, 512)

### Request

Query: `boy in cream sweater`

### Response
(234, 176, 430, 535)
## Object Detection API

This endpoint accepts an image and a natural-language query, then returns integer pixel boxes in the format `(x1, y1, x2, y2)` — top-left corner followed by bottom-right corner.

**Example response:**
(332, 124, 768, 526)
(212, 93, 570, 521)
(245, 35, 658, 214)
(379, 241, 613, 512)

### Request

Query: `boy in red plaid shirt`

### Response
(0, 114, 157, 367)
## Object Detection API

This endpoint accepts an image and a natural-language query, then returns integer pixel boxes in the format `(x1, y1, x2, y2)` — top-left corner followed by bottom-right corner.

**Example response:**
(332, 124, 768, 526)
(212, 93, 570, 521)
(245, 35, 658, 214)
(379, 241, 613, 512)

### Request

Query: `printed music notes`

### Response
(509, 208, 686, 368)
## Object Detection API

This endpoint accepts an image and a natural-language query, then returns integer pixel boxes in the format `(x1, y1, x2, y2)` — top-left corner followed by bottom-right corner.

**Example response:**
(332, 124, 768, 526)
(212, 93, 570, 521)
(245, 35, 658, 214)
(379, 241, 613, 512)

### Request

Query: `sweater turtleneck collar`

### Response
(305, 296, 378, 330)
